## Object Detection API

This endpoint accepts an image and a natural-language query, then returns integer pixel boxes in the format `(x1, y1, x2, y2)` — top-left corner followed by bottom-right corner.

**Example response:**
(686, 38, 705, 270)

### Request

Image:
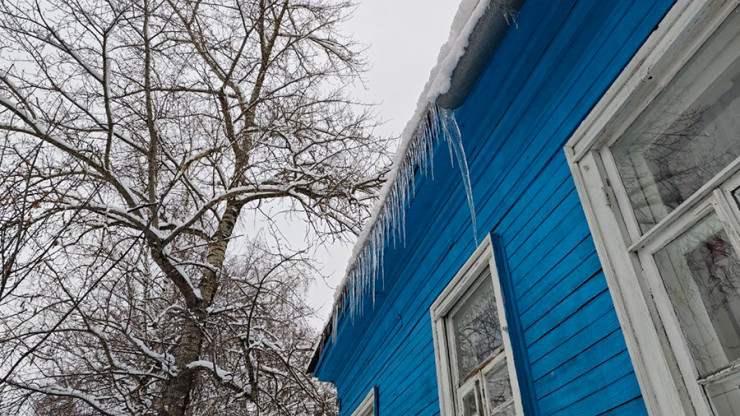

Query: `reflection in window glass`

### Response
(485, 363, 513, 413)
(462, 387, 479, 416)
(493, 404, 516, 416)
(655, 213, 740, 377)
(492, 405, 515, 416)
(706, 373, 740, 416)
(612, 9, 740, 232)
(451, 271, 502, 382)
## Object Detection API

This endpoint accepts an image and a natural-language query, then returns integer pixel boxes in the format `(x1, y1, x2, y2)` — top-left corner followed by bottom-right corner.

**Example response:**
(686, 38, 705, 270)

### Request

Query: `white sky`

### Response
(305, 1, 463, 328)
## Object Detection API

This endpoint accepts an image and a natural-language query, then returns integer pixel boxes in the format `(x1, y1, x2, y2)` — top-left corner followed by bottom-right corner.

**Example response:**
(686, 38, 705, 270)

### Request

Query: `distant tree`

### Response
(0, 0, 388, 414)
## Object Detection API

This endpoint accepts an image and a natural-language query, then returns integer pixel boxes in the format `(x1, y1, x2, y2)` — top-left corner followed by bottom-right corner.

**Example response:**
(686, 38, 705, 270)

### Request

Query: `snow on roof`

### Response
(336, 0, 490, 308)
(309, 0, 519, 371)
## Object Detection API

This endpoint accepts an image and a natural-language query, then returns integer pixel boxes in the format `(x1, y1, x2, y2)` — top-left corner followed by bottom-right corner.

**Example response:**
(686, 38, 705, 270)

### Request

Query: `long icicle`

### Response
(332, 103, 478, 337)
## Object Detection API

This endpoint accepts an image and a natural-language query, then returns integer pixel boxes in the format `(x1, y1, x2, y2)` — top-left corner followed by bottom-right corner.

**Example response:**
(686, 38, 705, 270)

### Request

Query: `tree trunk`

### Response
(158, 200, 243, 415)
(157, 311, 204, 416)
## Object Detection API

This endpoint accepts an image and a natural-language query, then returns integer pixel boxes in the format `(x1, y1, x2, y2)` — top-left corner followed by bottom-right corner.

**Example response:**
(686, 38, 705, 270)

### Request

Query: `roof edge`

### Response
(308, 0, 524, 378)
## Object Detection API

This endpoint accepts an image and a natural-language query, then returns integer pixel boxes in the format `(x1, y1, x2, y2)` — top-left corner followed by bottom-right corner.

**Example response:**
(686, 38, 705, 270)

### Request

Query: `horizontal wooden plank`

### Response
(533, 330, 627, 397)
(537, 351, 638, 413)
(523, 274, 606, 344)
(596, 396, 648, 416)
(529, 304, 619, 370)
(551, 372, 645, 416)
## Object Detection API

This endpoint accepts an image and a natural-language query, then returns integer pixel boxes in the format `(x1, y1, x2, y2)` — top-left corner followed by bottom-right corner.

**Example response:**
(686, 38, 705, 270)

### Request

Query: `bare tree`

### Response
(0, 0, 388, 414)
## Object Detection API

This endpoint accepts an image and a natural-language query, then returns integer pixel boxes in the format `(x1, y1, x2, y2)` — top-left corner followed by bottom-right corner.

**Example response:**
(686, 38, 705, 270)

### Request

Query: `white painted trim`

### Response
(480, 354, 516, 415)
(636, 210, 716, 413)
(432, 305, 457, 416)
(487, 245, 525, 416)
(566, 0, 737, 160)
(430, 236, 524, 416)
(633, 176, 740, 414)
(351, 387, 375, 416)
(457, 376, 482, 415)
(564, 1, 740, 414)
(565, 149, 691, 415)
(622, 157, 740, 253)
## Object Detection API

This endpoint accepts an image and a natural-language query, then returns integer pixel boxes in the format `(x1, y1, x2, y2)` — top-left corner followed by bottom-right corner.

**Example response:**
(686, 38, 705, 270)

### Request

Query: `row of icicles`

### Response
(330, 103, 478, 342)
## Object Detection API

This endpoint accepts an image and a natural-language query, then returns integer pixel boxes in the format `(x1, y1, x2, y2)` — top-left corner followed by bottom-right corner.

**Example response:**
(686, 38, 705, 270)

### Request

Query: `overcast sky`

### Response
(305, 1, 463, 328)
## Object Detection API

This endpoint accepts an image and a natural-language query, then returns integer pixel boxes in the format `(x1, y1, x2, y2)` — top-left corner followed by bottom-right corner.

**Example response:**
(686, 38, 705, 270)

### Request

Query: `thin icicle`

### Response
(440, 107, 478, 244)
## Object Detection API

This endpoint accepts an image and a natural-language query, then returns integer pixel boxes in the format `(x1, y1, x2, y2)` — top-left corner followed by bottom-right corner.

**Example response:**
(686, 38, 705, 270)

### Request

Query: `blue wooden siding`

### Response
(313, 0, 676, 414)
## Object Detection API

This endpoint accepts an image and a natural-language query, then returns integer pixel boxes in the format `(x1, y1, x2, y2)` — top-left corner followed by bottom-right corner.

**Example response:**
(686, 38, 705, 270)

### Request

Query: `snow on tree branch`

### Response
(0, 0, 385, 414)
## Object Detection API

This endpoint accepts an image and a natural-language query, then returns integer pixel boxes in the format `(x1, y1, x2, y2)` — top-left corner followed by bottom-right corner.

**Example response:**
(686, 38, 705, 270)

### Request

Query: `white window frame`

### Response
(565, 1, 740, 415)
(430, 236, 524, 416)
(351, 387, 376, 416)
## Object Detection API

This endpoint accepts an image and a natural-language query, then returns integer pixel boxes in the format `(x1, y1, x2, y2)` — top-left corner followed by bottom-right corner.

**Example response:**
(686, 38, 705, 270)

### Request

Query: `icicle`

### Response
(315, 0, 515, 350)
(331, 103, 478, 339)
(440, 107, 478, 244)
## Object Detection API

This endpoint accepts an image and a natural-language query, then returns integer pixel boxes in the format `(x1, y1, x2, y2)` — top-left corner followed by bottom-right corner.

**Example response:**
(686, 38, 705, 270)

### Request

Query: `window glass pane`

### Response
(485, 363, 513, 411)
(450, 271, 502, 382)
(654, 212, 740, 376)
(612, 8, 740, 232)
(461, 387, 480, 416)
(706, 373, 740, 416)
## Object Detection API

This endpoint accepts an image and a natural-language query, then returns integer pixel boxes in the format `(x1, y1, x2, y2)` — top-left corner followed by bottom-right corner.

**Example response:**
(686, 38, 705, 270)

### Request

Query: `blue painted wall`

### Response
(313, 0, 676, 414)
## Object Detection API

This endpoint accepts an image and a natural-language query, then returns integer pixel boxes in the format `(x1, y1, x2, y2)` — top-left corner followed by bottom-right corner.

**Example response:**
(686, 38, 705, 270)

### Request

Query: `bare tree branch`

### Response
(0, 0, 389, 414)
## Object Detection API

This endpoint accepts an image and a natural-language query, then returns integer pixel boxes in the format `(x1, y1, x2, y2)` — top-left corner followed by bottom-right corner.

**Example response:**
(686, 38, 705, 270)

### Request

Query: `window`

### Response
(431, 237, 523, 416)
(351, 388, 375, 416)
(566, 2, 740, 415)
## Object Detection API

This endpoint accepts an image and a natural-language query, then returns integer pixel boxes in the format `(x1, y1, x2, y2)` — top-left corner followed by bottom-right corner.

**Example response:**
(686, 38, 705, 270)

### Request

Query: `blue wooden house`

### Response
(308, 0, 740, 415)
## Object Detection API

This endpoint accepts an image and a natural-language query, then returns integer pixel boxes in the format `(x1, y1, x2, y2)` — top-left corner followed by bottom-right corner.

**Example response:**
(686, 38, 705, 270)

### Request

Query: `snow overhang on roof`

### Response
(307, 0, 525, 376)
(437, 0, 524, 109)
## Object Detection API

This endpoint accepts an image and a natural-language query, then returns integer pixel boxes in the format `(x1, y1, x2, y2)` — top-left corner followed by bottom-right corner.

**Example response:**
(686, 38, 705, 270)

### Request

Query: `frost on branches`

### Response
(0, 0, 388, 414)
